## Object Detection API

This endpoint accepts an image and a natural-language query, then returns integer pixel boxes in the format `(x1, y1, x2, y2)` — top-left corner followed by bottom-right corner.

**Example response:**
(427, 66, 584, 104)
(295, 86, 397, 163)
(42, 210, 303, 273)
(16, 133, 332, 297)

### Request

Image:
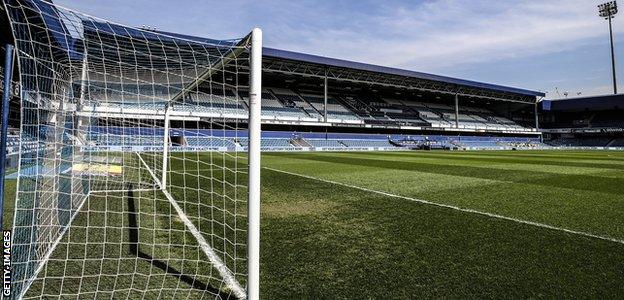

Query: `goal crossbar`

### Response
(169, 35, 252, 103)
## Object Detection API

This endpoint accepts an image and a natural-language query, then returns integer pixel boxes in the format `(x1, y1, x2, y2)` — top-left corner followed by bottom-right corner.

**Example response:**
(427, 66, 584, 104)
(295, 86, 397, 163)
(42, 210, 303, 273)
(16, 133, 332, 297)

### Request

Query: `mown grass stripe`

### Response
(372, 150, 624, 162)
(349, 151, 624, 170)
(272, 152, 623, 195)
(264, 166, 624, 246)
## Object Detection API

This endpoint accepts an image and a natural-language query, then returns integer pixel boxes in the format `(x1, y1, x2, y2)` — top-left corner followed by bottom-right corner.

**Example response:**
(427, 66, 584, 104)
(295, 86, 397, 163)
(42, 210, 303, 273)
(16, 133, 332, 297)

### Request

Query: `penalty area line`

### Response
(264, 166, 624, 246)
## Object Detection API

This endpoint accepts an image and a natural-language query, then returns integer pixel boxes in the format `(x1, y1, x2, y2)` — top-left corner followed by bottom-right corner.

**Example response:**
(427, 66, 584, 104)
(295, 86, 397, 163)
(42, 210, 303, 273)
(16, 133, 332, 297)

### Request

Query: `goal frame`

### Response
(0, 43, 15, 230)
(0, 1, 263, 297)
(247, 27, 263, 300)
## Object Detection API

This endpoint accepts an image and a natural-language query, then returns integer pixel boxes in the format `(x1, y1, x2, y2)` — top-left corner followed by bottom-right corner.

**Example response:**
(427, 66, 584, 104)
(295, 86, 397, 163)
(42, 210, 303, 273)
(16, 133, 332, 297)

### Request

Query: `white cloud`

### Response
(53, 0, 620, 96)
(55, 0, 612, 72)
(270, 0, 613, 72)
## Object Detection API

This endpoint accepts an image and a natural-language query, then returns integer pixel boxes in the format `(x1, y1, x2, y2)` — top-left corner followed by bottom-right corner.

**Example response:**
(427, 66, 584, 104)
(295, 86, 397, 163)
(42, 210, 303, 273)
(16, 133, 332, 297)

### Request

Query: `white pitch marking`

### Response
(137, 152, 246, 298)
(264, 167, 624, 246)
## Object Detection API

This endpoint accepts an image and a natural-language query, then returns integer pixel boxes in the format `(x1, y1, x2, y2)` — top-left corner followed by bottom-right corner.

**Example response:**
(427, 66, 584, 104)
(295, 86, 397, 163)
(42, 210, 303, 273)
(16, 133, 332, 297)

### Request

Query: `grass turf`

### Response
(3, 150, 624, 298)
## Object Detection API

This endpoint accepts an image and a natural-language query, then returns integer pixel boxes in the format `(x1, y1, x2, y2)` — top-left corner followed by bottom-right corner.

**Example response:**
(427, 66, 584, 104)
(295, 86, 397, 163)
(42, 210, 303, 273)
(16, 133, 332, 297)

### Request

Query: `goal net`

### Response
(4, 0, 261, 299)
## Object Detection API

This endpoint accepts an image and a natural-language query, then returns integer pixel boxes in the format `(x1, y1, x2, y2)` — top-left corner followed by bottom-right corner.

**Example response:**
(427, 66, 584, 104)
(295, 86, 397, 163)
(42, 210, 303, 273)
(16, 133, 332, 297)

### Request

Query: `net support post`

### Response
(247, 27, 262, 300)
(0, 44, 14, 229)
(161, 102, 171, 188)
(76, 55, 88, 143)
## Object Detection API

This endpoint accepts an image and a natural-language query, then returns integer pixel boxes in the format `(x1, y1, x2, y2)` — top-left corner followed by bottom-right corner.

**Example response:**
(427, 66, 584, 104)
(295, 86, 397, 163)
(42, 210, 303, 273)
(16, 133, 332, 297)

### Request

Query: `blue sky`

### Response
(55, 0, 624, 99)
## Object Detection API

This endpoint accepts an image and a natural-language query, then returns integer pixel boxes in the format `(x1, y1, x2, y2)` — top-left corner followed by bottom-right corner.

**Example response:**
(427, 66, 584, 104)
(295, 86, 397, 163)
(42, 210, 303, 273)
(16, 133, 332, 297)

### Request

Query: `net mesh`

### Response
(4, 0, 254, 298)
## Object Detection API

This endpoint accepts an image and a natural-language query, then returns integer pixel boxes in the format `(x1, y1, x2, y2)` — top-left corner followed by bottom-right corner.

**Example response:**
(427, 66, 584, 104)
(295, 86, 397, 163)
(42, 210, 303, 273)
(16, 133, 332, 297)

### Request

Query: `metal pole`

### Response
(609, 14, 618, 94)
(454, 94, 459, 128)
(161, 103, 170, 187)
(77, 55, 88, 144)
(247, 27, 262, 300)
(534, 101, 540, 131)
(0, 44, 15, 229)
(323, 74, 328, 123)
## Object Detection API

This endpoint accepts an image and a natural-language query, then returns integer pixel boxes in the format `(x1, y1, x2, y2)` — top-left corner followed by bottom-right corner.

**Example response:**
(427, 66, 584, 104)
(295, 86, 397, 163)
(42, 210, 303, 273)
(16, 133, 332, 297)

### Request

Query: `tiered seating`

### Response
(185, 137, 237, 149)
(262, 139, 294, 148)
(239, 90, 310, 119)
(6, 129, 550, 153)
(300, 94, 361, 121)
(82, 81, 535, 132)
(329, 95, 431, 127)
(238, 138, 294, 149)
(86, 83, 173, 110)
(453, 136, 502, 148)
(490, 116, 525, 130)
(610, 138, 624, 147)
(186, 90, 246, 115)
(399, 100, 451, 127)
(546, 137, 612, 147)
(86, 85, 248, 116)
(424, 102, 487, 129)
(340, 139, 395, 148)
(339, 96, 377, 121)
(271, 88, 321, 119)
(14, 134, 39, 153)
(82, 82, 532, 132)
(391, 135, 542, 149)
(94, 101, 167, 110)
(306, 139, 345, 148)
(6, 135, 20, 154)
(376, 99, 428, 126)
(91, 134, 162, 146)
(392, 135, 453, 149)
(398, 99, 530, 131)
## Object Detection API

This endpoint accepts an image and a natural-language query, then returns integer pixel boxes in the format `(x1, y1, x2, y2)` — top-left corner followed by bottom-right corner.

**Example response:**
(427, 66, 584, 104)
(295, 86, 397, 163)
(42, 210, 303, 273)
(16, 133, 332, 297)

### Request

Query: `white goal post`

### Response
(247, 27, 262, 300)
(3, 0, 262, 299)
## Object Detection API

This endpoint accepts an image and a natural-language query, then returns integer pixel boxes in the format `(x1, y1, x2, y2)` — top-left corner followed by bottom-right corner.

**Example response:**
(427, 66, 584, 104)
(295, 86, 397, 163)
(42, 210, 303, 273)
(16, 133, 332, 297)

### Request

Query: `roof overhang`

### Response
(263, 48, 544, 103)
(542, 94, 624, 112)
(14, 0, 543, 104)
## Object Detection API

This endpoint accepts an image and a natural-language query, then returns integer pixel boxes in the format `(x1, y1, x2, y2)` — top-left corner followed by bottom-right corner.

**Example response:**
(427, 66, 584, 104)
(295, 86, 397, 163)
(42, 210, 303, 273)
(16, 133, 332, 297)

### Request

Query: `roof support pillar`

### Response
(454, 93, 459, 128)
(323, 73, 328, 123)
(534, 100, 540, 131)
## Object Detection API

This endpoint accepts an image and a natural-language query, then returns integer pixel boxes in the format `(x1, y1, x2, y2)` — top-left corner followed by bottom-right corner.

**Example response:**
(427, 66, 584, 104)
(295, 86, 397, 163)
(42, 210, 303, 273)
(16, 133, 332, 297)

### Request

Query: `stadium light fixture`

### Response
(598, 1, 619, 94)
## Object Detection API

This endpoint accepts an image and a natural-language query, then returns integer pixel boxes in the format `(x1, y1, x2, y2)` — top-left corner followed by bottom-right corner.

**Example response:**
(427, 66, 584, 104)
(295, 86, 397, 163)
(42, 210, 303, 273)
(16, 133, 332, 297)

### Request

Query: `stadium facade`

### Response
(541, 94, 624, 148)
(2, 1, 622, 299)
(0, 0, 548, 154)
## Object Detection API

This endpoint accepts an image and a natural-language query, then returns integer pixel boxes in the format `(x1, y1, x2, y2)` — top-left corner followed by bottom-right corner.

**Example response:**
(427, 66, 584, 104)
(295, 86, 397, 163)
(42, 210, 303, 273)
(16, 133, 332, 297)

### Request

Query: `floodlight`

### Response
(599, 1, 618, 19)
(598, 1, 619, 94)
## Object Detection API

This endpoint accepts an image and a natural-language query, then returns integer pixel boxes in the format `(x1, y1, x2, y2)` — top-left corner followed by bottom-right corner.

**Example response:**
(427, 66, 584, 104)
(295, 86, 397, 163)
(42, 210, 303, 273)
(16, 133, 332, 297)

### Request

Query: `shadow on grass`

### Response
(126, 186, 237, 300)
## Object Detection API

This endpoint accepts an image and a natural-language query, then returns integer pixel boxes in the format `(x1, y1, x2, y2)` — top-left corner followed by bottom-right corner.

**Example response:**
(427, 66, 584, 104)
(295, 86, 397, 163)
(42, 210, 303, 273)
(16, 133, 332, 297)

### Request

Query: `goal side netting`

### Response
(3, 0, 261, 299)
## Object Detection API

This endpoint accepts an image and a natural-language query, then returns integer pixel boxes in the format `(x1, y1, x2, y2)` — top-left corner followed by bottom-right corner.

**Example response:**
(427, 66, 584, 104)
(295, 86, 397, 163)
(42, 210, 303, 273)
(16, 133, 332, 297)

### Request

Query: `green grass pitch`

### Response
(4, 150, 624, 298)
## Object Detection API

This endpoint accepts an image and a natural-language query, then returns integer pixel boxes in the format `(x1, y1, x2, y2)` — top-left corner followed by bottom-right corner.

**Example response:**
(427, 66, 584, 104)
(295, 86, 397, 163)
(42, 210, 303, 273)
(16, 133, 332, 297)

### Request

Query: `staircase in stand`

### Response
(290, 137, 312, 148)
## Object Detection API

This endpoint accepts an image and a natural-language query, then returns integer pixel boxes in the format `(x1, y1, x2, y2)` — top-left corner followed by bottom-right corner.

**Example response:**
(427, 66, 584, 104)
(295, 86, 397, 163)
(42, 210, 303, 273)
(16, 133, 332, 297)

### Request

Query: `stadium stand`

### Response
(75, 70, 537, 133)
(185, 137, 238, 149)
(340, 139, 395, 148)
(80, 129, 543, 151)
(541, 95, 624, 148)
(270, 88, 322, 120)
(610, 137, 624, 147)
(1, 2, 552, 165)
(299, 93, 362, 123)
(306, 139, 345, 148)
